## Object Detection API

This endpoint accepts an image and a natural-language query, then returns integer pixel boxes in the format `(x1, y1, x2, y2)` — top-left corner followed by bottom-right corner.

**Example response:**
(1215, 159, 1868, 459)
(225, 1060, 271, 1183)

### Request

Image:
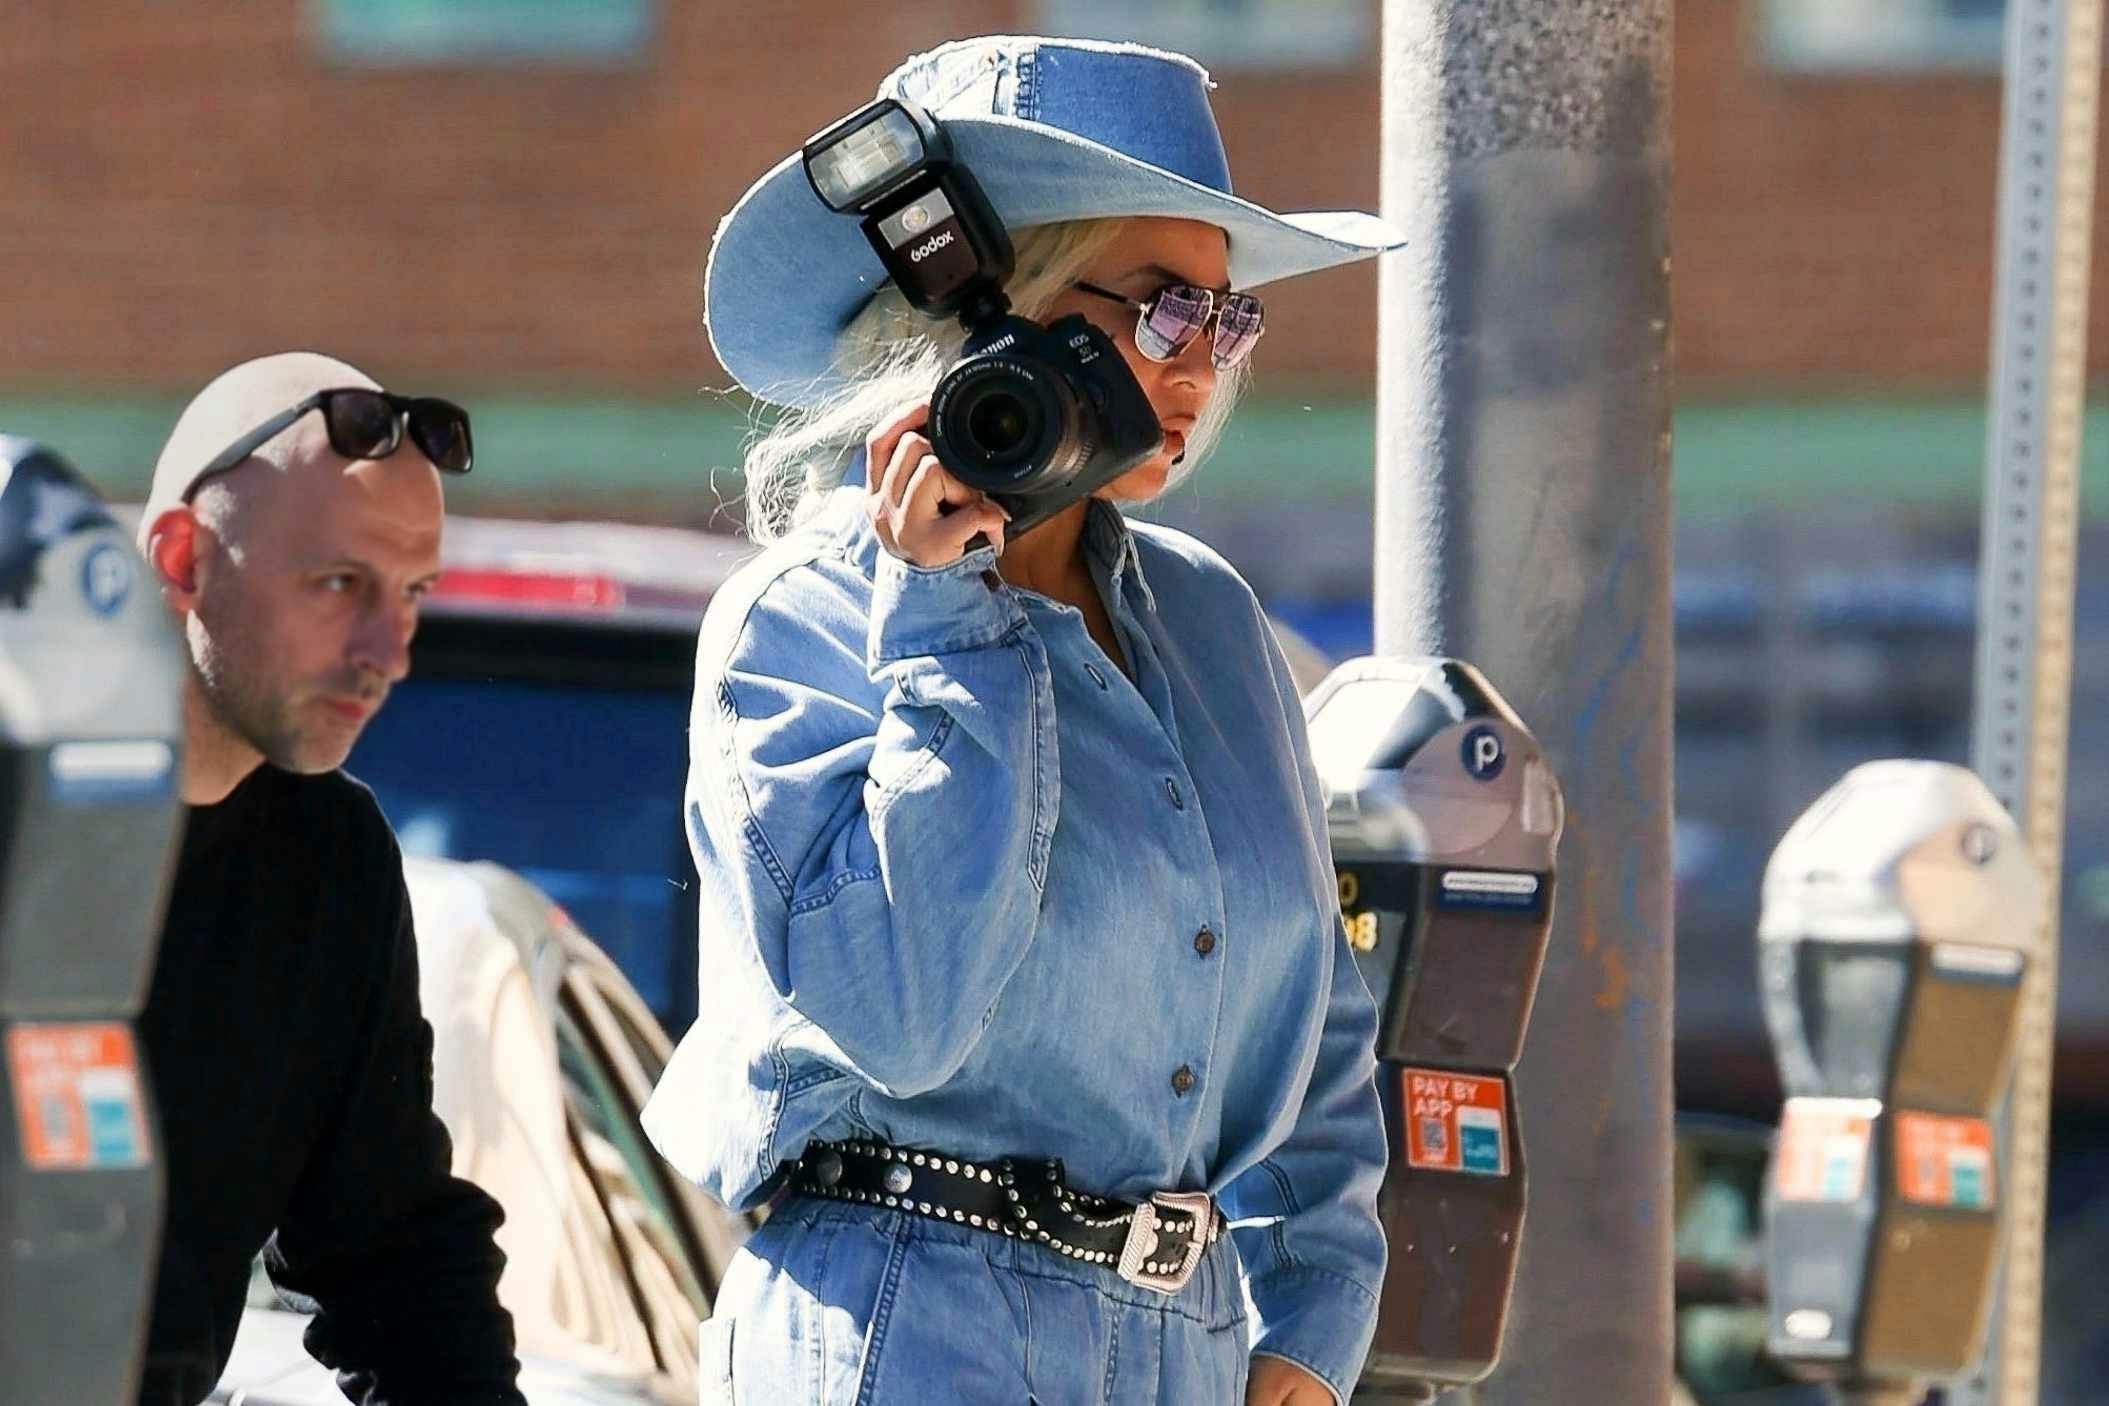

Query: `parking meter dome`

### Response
(1306, 656, 1564, 865)
(0, 436, 176, 749)
(1760, 761, 2038, 949)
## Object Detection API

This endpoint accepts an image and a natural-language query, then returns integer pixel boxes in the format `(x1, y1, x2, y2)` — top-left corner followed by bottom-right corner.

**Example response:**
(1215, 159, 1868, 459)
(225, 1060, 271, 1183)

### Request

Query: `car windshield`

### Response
(350, 670, 699, 1032)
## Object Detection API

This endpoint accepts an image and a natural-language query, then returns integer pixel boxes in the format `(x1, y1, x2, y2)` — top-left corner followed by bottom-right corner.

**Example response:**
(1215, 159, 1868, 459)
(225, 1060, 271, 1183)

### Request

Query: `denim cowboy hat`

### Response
(704, 34, 1406, 408)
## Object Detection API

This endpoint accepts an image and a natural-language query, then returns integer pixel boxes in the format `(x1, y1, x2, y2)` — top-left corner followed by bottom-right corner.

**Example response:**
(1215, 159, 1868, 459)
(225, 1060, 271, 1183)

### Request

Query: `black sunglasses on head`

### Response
(180, 387, 474, 503)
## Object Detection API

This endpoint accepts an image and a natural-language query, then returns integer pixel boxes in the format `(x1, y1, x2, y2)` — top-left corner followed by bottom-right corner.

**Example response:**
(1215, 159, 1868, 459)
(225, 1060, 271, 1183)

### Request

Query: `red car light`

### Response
(432, 568, 627, 611)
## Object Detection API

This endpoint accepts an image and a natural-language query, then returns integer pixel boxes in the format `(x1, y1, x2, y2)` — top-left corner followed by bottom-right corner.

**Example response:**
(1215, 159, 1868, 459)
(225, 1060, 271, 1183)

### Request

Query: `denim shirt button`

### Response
(1193, 926, 1216, 956)
(1085, 662, 1109, 690)
(1171, 1065, 1196, 1096)
(1165, 777, 1184, 810)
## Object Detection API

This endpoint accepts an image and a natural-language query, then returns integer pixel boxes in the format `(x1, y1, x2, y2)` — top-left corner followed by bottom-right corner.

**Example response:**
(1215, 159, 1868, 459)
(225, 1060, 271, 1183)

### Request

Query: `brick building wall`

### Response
(0, 2, 2095, 396)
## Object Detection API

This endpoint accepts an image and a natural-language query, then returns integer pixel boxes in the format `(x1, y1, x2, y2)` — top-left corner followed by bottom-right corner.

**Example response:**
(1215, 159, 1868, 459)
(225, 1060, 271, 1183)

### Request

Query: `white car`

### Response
(209, 858, 750, 1405)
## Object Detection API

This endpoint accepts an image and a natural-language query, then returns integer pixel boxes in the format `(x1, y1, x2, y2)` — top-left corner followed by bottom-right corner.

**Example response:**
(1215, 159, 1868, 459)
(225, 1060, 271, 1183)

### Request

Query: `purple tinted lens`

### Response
(1211, 293, 1264, 369)
(1135, 285, 1214, 361)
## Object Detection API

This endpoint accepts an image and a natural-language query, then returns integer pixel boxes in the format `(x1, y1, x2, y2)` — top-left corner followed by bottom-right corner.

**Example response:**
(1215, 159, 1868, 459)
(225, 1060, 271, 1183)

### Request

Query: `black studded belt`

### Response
(789, 1139, 1223, 1294)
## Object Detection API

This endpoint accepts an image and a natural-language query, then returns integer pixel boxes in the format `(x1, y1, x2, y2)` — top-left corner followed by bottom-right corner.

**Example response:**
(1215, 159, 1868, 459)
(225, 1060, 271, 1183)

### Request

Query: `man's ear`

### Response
(143, 507, 203, 608)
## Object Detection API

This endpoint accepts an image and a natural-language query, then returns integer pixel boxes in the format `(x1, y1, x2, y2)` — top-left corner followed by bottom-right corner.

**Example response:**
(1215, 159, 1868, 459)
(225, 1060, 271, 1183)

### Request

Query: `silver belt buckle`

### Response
(1117, 1190, 1214, 1294)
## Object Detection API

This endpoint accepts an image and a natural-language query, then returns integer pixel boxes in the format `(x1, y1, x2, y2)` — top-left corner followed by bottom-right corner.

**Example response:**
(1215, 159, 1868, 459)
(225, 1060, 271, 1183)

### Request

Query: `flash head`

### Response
(802, 99, 946, 214)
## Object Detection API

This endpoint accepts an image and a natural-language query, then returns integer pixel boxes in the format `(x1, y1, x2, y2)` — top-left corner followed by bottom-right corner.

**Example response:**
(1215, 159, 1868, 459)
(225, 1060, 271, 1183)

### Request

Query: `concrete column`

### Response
(1373, 5, 1675, 1403)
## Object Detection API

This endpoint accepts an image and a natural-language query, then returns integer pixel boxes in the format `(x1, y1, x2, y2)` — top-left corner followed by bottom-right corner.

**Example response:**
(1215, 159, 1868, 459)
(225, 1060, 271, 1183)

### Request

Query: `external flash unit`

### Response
(801, 98, 1015, 321)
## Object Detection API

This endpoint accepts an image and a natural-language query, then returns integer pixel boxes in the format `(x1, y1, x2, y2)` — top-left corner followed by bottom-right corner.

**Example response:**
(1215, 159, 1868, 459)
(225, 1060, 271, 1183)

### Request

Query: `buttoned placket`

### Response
(1028, 583, 1223, 1125)
(1078, 514, 1232, 1140)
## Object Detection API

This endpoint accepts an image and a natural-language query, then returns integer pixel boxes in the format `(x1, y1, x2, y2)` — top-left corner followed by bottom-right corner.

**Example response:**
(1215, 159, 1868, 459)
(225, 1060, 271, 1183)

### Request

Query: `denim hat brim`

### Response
(704, 112, 1404, 408)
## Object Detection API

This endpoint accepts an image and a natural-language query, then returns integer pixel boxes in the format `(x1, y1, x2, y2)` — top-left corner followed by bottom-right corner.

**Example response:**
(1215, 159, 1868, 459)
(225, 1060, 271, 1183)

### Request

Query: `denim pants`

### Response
(697, 1195, 1253, 1405)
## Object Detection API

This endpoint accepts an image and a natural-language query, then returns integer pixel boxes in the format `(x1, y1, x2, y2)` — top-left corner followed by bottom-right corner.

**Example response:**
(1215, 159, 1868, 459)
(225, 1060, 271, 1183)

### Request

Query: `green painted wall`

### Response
(8, 392, 2104, 523)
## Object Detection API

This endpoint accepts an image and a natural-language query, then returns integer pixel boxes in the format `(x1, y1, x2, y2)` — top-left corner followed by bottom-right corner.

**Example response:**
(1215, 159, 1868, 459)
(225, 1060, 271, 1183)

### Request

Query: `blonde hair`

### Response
(739, 217, 1250, 543)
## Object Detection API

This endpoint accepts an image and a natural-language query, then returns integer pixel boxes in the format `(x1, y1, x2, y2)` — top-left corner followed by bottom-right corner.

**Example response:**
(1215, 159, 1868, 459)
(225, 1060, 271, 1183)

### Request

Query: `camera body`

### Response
(930, 312, 1163, 536)
(804, 100, 1164, 537)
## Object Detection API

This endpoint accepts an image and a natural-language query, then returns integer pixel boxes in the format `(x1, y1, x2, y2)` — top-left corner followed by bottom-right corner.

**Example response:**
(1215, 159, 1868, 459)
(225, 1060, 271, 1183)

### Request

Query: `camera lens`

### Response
(931, 358, 1075, 493)
(967, 391, 1034, 460)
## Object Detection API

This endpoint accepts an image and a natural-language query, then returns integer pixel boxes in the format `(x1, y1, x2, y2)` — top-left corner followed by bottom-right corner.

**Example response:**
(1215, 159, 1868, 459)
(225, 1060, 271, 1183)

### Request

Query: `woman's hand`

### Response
(865, 399, 1009, 567)
(1247, 1355, 1334, 1406)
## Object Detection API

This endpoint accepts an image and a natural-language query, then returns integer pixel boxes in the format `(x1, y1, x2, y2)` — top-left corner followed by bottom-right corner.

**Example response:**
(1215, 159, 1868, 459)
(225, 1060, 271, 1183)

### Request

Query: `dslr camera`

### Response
(803, 99, 1163, 538)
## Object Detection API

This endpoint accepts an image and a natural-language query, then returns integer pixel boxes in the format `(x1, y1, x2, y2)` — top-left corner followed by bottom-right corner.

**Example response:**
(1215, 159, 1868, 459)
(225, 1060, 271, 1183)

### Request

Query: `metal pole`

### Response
(1959, 2, 2100, 1404)
(1374, 4, 1674, 1404)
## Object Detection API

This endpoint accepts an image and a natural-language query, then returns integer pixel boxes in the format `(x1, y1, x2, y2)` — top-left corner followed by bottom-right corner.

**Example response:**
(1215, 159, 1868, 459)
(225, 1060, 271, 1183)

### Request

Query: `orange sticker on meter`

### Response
(1402, 1069, 1509, 1175)
(1894, 1112, 1996, 1210)
(6, 1023, 149, 1171)
(1773, 1099, 1876, 1203)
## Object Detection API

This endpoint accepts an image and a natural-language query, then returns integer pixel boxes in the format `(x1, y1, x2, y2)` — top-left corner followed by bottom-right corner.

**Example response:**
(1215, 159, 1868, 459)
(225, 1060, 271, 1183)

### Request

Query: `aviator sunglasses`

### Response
(181, 387, 474, 503)
(1075, 280, 1266, 371)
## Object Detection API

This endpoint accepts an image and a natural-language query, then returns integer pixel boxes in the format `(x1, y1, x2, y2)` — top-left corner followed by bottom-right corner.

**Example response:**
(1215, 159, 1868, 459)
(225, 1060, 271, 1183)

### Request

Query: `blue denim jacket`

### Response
(644, 490, 1387, 1398)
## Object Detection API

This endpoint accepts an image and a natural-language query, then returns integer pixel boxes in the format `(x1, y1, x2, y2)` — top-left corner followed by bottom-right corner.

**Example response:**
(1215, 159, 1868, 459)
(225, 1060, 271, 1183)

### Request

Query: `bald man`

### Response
(133, 354, 523, 1405)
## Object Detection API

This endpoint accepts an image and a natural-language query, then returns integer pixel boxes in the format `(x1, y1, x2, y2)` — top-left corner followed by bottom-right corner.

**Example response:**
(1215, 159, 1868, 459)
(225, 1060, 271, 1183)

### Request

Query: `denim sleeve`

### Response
(693, 544, 1059, 1099)
(1221, 601, 1388, 1406)
(1224, 931, 1387, 1405)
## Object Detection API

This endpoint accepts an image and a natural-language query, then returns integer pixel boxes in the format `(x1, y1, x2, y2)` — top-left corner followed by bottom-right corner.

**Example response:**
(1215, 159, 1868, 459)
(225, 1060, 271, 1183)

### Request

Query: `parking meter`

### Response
(1305, 657, 1564, 1401)
(1758, 761, 2041, 1405)
(0, 438, 184, 1402)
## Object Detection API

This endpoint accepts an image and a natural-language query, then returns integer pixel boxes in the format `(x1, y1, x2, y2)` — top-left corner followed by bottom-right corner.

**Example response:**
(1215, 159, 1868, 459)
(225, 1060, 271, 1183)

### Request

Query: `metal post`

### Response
(1374, 4, 1674, 1404)
(1959, 2, 2100, 1404)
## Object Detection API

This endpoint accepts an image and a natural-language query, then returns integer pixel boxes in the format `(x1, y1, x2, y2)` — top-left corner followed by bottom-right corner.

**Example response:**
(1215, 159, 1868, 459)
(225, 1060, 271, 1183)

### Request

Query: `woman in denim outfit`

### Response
(645, 34, 1404, 1406)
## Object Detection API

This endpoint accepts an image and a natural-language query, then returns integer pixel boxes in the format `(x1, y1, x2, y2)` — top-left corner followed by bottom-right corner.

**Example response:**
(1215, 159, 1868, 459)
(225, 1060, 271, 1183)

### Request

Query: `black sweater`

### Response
(136, 765, 524, 1405)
